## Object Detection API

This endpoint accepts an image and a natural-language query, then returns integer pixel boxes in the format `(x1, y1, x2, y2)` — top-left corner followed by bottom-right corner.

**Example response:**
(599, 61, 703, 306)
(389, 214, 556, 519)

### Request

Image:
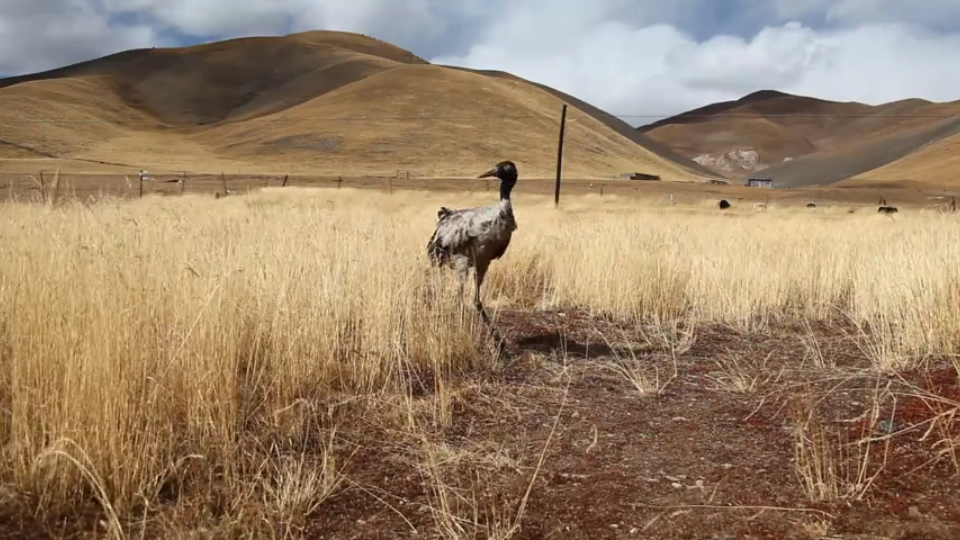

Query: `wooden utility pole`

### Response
(554, 104, 568, 207)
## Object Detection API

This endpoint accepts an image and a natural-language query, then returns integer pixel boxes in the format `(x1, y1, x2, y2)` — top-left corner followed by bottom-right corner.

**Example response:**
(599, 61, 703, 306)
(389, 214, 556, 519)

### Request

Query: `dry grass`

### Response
(790, 384, 890, 503)
(2, 186, 960, 535)
(704, 352, 776, 394)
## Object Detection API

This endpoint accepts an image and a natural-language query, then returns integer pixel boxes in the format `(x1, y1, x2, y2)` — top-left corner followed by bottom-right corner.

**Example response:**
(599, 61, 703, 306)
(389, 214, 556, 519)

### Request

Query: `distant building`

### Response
(747, 177, 773, 188)
(620, 172, 661, 181)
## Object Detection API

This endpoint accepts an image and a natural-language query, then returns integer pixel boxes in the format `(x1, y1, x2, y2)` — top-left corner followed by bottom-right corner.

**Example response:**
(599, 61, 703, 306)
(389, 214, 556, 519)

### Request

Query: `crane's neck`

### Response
(499, 179, 516, 202)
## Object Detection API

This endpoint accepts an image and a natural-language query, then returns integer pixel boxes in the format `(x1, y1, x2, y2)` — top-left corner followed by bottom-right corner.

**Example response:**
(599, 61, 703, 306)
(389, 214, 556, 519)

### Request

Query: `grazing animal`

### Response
(427, 160, 519, 327)
(718, 199, 731, 210)
(878, 205, 899, 214)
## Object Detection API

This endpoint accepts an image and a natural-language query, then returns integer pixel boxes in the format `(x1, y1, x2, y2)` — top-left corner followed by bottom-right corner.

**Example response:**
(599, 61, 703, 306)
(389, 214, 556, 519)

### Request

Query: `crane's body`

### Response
(427, 161, 519, 323)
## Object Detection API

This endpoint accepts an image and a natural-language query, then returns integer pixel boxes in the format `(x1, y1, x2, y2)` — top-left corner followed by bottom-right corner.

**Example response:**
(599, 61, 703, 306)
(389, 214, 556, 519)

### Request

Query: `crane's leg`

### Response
(473, 262, 490, 324)
(472, 262, 507, 357)
(455, 260, 468, 324)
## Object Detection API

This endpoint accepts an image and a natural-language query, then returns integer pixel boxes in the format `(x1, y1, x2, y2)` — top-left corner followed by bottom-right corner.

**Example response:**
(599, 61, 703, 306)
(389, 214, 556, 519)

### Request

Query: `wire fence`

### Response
(6, 170, 960, 215)
(3, 109, 960, 204)
(0, 170, 676, 202)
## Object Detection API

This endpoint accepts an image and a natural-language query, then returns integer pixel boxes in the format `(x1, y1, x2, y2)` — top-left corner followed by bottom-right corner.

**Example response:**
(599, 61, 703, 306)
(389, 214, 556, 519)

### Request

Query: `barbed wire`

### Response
(1, 112, 959, 125)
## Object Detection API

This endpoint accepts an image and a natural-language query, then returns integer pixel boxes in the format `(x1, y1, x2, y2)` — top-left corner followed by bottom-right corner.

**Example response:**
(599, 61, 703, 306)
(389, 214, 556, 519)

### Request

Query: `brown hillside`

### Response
(640, 90, 960, 186)
(0, 31, 710, 181)
(751, 114, 960, 188)
(639, 90, 874, 174)
(843, 123, 960, 188)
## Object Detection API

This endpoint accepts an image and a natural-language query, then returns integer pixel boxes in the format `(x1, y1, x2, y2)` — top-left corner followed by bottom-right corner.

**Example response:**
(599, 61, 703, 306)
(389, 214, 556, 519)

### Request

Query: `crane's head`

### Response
(478, 160, 518, 184)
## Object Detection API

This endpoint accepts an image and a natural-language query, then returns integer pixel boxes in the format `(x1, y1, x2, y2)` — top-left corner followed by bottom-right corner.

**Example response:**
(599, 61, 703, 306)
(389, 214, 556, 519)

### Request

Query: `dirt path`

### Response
(310, 311, 960, 540)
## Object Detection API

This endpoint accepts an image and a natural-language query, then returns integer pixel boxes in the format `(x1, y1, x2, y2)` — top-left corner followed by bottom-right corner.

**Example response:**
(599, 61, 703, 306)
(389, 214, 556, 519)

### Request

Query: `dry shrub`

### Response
(790, 384, 890, 502)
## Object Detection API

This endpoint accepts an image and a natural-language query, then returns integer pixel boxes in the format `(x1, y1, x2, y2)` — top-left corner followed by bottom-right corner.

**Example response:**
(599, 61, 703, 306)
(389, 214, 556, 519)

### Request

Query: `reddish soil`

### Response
(308, 312, 960, 540)
(2, 311, 958, 539)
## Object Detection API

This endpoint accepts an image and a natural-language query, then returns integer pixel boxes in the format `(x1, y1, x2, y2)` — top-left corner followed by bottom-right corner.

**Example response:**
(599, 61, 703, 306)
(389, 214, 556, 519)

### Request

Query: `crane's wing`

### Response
(426, 206, 496, 266)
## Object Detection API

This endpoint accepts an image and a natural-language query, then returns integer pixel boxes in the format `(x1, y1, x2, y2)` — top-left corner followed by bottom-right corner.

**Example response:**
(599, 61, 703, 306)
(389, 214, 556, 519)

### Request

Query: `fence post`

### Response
(554, 103, 568, 207)
(37, 171, 46, 203)
(282, 174, 289, 187)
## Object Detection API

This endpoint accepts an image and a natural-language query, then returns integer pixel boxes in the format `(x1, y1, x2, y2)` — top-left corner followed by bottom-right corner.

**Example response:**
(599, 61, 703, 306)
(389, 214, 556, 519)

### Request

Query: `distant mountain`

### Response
(0, 31, 712, 181)
(639, 90, 960, 187)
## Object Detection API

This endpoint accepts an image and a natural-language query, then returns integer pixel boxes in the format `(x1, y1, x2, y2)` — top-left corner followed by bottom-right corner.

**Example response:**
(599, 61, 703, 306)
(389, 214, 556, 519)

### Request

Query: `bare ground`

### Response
(2, 309, 957, 539)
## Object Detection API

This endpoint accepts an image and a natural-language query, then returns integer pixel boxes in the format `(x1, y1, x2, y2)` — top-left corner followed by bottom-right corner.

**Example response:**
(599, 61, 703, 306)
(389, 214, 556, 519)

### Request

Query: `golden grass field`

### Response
(1, 187, 959, 539)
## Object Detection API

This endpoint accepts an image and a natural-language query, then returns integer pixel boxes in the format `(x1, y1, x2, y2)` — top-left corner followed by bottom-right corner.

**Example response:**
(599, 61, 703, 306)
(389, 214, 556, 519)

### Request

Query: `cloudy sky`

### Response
(3, 0, 960, 121)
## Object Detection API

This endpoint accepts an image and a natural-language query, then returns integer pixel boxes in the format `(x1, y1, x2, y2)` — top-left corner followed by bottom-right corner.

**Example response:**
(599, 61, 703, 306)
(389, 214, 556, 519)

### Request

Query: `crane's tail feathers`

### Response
(426, 231, 449, 267)
(427, 206, 456, 267)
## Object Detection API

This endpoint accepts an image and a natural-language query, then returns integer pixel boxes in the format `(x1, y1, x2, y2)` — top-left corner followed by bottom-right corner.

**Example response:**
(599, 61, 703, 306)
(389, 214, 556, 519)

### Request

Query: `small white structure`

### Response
(747, 177, 773, 188)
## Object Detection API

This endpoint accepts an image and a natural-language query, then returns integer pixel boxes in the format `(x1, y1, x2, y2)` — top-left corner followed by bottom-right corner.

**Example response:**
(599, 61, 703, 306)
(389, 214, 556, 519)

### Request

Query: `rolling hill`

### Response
(0, 31, 713, 181)
(640, 90, 960, 188)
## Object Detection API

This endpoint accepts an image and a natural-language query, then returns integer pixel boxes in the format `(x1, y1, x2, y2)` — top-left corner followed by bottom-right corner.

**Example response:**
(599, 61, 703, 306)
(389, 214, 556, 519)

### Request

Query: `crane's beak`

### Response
(477, 168, 497, 179)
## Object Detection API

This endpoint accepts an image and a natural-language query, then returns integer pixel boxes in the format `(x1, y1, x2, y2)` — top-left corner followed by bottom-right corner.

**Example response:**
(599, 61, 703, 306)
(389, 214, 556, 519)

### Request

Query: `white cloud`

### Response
(101, 0, 298, 36)
(434, 19, 960, 123)
(2, 0, 960, 125)
(773, 0, 960, 28)
(0, 0, 159, 74)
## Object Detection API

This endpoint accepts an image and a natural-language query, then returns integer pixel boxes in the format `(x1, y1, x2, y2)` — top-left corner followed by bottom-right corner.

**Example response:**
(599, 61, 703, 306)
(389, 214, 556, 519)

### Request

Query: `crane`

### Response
(426, 160, 519, 331)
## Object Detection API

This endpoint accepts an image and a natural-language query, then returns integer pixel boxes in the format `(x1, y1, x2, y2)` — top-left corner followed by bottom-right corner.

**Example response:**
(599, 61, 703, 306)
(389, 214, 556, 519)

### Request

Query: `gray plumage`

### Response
(427, 160, 519, 323)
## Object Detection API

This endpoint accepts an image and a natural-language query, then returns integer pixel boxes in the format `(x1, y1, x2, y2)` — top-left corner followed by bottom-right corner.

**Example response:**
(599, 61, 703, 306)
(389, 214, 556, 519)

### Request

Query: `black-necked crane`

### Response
(426, 160, 519, 331)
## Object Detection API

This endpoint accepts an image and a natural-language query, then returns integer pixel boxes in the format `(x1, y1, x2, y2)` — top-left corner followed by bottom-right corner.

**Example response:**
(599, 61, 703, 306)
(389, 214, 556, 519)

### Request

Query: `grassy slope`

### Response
(0, 31, 710, 181)
(842, 108, 960, 187)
